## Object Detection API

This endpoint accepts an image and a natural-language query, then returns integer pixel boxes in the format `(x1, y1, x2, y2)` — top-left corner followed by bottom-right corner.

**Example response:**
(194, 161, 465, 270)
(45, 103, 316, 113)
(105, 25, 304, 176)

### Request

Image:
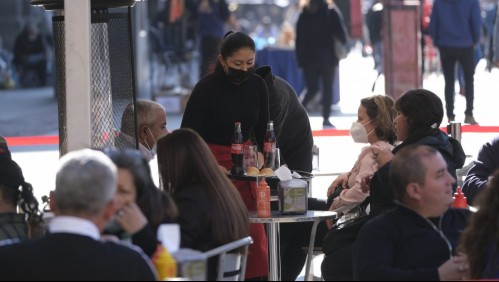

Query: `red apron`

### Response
(208, 143, 269, 279)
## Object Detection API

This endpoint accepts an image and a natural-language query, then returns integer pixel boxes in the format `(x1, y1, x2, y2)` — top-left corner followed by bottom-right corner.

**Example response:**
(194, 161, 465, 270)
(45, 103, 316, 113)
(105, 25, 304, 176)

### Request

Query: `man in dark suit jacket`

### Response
(0, 149, 157, 281)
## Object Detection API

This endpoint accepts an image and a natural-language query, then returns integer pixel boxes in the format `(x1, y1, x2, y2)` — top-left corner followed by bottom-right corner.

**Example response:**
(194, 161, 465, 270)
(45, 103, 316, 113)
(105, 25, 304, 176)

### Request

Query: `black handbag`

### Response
(322, 197, 370, 255)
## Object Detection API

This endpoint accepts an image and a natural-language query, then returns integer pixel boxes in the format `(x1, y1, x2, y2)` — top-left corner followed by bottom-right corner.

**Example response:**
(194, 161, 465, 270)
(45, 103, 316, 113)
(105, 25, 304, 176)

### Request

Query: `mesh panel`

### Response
(52, 18, 67, 156)
(52, 11, 137, 155)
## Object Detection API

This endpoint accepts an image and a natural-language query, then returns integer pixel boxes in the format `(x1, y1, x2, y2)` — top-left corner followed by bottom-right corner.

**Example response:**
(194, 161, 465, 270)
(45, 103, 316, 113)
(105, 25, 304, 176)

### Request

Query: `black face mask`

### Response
(226, 67, 255, 84)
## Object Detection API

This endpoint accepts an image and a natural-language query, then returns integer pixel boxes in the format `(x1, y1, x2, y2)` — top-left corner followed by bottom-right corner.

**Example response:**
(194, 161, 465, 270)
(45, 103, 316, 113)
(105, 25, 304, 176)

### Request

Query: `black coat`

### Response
(255, 66, 314, 172)
(354, 205, 471, 280)
(0, 233, 157, 281)
(174, 184, 218, 280)
(181, 68, 270, 150)
(462, 136, 499, 205)
(295, 4, 347, 69)
(370, 131, 466, 216)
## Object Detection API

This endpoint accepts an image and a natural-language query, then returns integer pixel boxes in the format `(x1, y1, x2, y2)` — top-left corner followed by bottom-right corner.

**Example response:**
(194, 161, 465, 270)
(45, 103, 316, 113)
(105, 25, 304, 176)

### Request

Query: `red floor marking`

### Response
(5, 125, 499, 147)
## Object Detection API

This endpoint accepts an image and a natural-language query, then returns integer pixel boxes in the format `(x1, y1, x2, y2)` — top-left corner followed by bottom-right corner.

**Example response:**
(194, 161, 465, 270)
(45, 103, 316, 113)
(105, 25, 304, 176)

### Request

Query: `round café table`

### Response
(249, 210, 338, 281)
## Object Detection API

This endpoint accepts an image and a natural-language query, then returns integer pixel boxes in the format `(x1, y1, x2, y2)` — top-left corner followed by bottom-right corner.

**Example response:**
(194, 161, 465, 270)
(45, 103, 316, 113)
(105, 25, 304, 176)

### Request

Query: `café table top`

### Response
(249, 210, 337, 224)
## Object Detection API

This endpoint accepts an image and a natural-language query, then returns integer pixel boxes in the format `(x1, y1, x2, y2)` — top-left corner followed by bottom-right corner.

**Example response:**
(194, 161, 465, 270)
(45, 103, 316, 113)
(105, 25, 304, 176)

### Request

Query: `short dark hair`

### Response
(390, 144, 439, 201)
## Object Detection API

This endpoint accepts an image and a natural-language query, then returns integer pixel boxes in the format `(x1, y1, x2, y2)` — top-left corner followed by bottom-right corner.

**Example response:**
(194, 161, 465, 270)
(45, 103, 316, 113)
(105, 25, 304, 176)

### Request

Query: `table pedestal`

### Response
(267, 223, 280, 281)
(250, 211, 337, 281)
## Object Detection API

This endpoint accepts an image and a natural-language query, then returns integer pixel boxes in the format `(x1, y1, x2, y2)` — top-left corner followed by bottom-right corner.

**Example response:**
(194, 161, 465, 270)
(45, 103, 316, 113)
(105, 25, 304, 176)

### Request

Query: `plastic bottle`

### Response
(263, 121, 276, 169)
(452, 186, 468, 209)
(152, 244, 177, 280)
(231, 122, 244, 175)
(257, 176, 271, 218)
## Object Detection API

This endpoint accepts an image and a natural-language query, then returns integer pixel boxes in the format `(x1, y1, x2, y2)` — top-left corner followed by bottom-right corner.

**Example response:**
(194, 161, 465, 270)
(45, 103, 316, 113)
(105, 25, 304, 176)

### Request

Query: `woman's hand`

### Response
(326, 210, 343, 230)
(360, 175, 373, 193)
(116, 202, 148, 234)
(327, 172, 349, 197)
(370, 144, 393, 167)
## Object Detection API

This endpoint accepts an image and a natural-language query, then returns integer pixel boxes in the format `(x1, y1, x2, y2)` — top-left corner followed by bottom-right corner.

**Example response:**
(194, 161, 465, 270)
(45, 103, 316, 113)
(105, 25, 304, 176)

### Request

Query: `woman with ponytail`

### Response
(0, 148, 43, 245)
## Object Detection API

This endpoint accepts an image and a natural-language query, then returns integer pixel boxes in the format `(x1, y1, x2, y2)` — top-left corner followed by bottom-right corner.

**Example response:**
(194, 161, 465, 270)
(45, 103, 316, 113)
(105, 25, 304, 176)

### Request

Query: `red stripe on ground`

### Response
(6, 136, 59, 146)
(4, 125, 499, 146)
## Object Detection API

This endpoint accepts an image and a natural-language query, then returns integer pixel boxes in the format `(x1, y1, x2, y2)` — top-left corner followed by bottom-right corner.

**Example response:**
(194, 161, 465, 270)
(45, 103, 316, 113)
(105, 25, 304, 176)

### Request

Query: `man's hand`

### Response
(438, 252, 469, 281)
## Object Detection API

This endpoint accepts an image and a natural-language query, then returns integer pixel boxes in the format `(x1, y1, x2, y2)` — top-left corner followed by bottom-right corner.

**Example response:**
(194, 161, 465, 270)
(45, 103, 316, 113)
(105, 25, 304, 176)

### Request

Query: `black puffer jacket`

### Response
(255, 66, 314, 172)
(370, 130, 466, 217)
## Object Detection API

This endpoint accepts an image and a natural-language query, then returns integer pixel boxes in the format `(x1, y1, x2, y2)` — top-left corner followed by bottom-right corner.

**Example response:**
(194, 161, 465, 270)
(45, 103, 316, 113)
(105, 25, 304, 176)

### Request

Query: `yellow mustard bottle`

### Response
(152, 244, 177, 280)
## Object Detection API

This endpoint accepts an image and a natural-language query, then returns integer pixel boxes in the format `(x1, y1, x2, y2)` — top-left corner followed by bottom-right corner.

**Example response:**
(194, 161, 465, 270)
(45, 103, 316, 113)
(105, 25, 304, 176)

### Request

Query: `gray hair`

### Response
(120, 99, 165, 136)
(55, 149, 117, 216)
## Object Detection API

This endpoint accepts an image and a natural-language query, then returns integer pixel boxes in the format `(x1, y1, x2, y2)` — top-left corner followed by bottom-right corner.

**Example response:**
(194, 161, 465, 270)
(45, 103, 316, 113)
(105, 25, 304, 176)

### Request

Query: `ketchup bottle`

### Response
(257, 176, 271, 218)
(452, 186, 468, 209)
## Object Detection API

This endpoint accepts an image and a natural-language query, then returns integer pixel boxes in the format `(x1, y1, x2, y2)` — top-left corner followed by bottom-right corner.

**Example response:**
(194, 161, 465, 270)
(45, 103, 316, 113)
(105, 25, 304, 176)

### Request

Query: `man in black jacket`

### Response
(0, 149, 157, 281)
(353, 144, 471, 280)
(462, 135, 499, 205)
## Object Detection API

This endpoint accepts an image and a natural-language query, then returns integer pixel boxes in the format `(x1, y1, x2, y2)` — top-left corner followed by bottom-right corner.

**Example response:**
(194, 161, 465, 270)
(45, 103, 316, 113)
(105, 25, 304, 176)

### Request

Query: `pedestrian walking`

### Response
(429, 0, 482, 124)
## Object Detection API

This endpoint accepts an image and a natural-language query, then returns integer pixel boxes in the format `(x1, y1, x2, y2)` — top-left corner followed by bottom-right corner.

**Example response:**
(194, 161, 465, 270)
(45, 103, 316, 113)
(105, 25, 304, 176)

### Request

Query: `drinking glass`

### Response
(273, 148, 281, 170)
(243, 145, 259, 171)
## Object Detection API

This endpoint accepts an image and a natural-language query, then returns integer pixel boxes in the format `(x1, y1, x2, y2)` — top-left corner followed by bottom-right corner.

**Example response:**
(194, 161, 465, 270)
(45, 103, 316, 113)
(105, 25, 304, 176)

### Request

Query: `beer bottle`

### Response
(231, 122, 244, 175)
(263, 121, 276, 169)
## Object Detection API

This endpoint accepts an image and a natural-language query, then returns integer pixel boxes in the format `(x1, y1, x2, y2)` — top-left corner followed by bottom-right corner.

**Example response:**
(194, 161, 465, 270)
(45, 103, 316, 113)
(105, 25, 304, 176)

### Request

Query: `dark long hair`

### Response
(156, 128, 250, 251)
(393, 89, 444, 153)
(0, 155, 43, 238)
(458, 169, 499, 278)
(104, 148, 177, 226)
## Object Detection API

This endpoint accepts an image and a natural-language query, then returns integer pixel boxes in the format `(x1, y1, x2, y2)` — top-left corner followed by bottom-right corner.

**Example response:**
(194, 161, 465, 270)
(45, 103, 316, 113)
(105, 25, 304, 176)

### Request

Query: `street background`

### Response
(1, 43, 499, 280)
(2, 43, 499, 203)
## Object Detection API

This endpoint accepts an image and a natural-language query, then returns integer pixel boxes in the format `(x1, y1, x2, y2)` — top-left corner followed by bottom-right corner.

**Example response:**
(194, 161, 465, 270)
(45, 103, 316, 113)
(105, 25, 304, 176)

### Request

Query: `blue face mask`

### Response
(226, 67, 255, 84)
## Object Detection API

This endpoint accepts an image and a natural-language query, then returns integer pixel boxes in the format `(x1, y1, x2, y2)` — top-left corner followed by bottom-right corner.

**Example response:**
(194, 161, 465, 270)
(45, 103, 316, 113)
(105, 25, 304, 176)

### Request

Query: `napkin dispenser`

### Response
(277, 178, 308, 214)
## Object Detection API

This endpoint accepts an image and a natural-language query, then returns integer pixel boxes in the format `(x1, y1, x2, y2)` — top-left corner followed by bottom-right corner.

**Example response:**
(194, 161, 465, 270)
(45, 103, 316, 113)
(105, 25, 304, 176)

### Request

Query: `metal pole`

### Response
(64, 0, 92, 151)
(267, 222, 281, 281)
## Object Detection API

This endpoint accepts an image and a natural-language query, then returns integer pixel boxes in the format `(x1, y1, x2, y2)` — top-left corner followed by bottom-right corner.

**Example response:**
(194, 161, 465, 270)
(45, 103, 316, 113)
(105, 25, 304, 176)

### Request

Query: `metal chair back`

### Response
(203, 236, 253, 281)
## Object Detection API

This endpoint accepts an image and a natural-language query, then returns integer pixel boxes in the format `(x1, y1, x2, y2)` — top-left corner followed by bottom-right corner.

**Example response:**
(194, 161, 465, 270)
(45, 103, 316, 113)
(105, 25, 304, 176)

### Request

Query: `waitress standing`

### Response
(181, 31, 270, 280)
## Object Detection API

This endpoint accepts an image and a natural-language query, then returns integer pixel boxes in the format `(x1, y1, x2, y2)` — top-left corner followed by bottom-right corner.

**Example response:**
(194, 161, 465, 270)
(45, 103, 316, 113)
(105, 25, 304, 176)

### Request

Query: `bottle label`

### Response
(231, 143, 243, 154)
(263, 142, 275, 153)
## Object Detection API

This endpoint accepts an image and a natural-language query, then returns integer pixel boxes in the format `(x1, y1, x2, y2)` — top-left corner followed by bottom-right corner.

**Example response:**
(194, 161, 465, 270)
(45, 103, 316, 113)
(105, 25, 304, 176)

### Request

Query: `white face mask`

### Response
(144, 127, 157, 156)
(349, 120, 374, 143)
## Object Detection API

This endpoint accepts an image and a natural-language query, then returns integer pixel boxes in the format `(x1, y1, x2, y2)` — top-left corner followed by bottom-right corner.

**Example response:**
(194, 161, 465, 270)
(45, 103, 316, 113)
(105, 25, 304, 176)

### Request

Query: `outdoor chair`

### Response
(203, 236, 253, 281)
